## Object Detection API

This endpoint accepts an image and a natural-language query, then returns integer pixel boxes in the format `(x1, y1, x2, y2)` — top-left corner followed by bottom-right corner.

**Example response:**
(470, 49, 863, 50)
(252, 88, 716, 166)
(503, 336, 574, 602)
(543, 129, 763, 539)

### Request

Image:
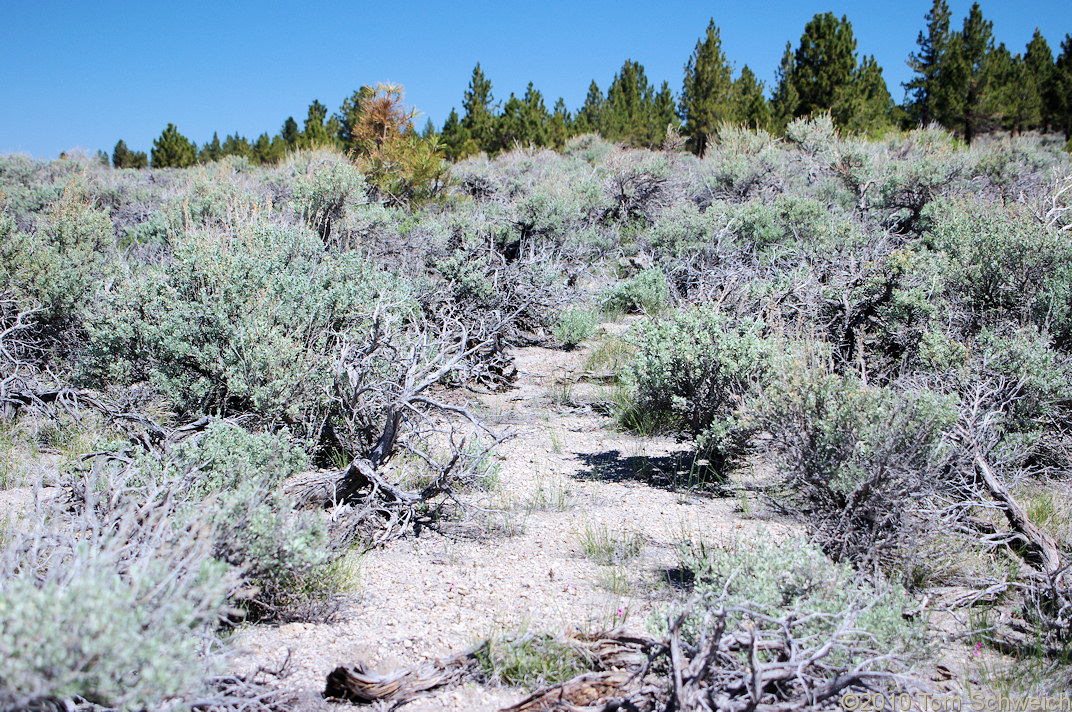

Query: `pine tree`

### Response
(985, 46, 1035, 134)
(843, 56, 895, 135)
(905, 0, 952, 126)
(770, 42, 800, 132)
(1024, 29, 1056, 131)
(440, 108, 473, 160)
(730, 65, 769, 130)
(1055, 35, 1072, 140)
(150, 124, 197, 168)
(221, 133, 252, 158)
(111, 140, 130, 169)
(654, 81, 679, 141)
(574, 81, 605, 135)
(199, 132, 222, 163)
(519, 82, 550, 147)
(113, 140, 148, 169)
(496, 93, 524, 151)
(337, 86, 376, 149)
(679, 19, 734, 156)
(548, 98, 571, 149)
(947, 2, 995, 144)
(792, 13, 858, 125)
(603, 59, 663, 147)
(281, 117, 300, 148)
(301, 100, 335, 148)
(251, 133, 285, 165)
(462, 63, 497, 153)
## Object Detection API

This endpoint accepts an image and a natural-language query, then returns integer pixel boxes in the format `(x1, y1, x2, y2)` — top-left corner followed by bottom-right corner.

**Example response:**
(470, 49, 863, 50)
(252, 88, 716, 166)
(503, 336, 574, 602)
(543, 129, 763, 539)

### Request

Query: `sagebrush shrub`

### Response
(289, 152, 368, 241)
(625, 307, 768, 467)
(757, 351, 956, 565)
(0, 506, 233, 710)
(601, 267, 669, 314)
(679, 533, 921, 654)
(84, 221, 412, 437)
(922, 198, 1072, 342)
(552, 307, 598, 349)
(0, 193, 116, 324)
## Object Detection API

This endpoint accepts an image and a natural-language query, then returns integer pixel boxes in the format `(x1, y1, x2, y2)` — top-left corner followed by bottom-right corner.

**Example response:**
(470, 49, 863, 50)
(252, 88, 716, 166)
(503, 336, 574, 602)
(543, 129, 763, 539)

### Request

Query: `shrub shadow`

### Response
(570, 449, 728, 494)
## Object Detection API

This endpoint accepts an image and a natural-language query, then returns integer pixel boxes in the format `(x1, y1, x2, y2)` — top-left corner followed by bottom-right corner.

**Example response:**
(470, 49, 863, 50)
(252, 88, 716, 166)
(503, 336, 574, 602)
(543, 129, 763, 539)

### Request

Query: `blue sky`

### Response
(2, 1, 1069, 158)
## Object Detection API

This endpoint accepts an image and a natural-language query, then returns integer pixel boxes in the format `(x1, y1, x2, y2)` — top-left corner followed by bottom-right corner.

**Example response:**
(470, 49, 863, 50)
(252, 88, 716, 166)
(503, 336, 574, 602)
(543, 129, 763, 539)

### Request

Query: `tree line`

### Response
(114, 0, 1072, 168)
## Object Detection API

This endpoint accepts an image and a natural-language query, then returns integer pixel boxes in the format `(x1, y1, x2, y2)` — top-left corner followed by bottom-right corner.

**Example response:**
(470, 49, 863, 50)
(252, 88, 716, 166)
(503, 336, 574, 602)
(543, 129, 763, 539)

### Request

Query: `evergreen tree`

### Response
(461, 63, 497, 153)
(519, 83, 550, 147)
(251, 133, 285, 165)
(653, 81, 679, 140)
(1024, 29, 1056, 131)
(221, 133, 252, 158)
(496, 93, 525, 151)
(337, 86, 376, 149)
(548, 98, 571, 149)
(843, 56, 895, 134)
(603, 59, 664, 147)
(421, 119, 437, 140)
(1055, 35, 1072, 140)
(730, 65, 770, 130)
(574, 81, 605, 134)
(770, 42, 800, 132)
(112, 140, 147, 169)
(679, 19, 734, 156)
(440, 108, 473, 160)
(111, 140, 130, 169)
(946, 3, 995, 144)
(281, 117, 300, 148)
(905, 0, 952, 126)
(985, 45, 1034, 133)
(150, 123, 197, 168)
(791, 13, 858, 126)
(199, 132, 222, 163)
(301, 100, 337, 148)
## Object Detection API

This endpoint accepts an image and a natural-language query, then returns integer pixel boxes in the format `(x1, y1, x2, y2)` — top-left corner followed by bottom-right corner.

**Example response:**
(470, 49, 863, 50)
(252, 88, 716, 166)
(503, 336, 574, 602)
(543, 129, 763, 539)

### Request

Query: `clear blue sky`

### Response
(2, 1, 1069, 158)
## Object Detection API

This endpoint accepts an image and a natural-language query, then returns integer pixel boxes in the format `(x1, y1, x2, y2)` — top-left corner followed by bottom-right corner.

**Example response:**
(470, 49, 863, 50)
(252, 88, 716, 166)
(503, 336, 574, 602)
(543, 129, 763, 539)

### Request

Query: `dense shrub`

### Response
(0, 504, 233, 710)
(552, 307, 598, 349)
(0, 193, 116, 325)
(84, 221, 412, 436)
(679, 533, 922, 655)
(756, 352, 956, 565)
(288, 152, 369, 243)
(601, 267, 669, 314)
(624, 307, 768, 466)
(921, 198, 1072, 343)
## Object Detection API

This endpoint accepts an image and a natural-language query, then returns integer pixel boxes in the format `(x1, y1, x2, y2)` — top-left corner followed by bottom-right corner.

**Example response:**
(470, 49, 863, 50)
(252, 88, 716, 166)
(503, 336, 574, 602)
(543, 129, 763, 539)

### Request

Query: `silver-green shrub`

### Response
(678, 533, 921, 657)
(0, 501, 233, 710)
(84, 221, 412, 435)
(757, 352, 956, 565)
(552, 307, 598, 349)
(624, 307, 768, 467)
(601, 267, 669, 314)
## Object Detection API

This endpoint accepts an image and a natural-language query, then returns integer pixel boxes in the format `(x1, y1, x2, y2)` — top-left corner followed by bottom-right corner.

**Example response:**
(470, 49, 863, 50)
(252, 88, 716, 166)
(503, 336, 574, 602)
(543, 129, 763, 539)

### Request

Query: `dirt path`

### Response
(230, 333, 791, 711)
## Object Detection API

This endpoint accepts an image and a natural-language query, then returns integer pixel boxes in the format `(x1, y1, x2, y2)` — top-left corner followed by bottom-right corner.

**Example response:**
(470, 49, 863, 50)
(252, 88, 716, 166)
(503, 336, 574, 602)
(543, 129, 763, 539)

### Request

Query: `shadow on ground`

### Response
(571, 449, 727, 494)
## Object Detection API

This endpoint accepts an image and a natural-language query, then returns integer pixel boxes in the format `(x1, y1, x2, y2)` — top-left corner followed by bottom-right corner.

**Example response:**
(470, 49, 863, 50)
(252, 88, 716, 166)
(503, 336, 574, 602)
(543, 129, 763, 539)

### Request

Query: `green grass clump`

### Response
(476, 632, 595, 690)
(578, 521, 643, 566)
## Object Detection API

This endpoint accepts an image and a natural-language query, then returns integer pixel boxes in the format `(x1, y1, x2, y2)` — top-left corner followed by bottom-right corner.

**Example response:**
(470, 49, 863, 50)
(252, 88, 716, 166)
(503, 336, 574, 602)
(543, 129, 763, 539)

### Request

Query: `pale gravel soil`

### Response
(227, 337, 794, 711)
